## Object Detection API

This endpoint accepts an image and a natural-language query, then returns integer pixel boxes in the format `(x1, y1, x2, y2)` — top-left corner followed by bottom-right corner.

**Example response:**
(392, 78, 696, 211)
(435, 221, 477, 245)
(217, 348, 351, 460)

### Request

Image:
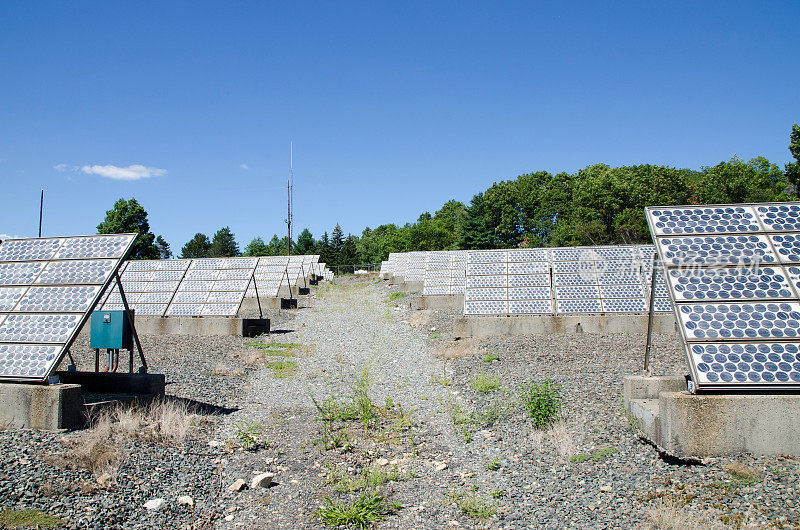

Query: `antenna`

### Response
(38, 190, 44, 238)
(287, 141, 293, 256)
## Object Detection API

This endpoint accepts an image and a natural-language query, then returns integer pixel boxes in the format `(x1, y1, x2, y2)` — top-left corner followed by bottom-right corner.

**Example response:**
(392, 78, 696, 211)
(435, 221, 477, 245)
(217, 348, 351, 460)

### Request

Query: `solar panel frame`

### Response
(0, 234, 137, 382)
(646, 201, 800, 390)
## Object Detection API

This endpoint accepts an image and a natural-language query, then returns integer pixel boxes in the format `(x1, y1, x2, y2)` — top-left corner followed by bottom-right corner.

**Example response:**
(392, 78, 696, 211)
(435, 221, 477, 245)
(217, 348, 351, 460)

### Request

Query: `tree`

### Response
(244, 237, 269, 256)
(181, 233, 211, 258)
(339, 234, 359, 268)
(295, 228, 316, 255)
(318, 232, 333, 264)
(155, 235, 172, 259)
(458, 193, 495, 249)
(97, 198, 159, 259)
(267, 234, 291, 255)
(786, 124, 800, 194)
(210, 227, 240, 257)
(331, 224, 345, 255)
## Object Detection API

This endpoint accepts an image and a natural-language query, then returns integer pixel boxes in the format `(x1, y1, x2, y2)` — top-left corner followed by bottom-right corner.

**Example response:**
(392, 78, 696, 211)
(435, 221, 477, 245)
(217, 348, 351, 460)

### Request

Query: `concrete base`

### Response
(413, 294, 465, 310)
(0, 383, 84, 430)
(390, 275, 403, 286)
(134, 316, 254, 336)
(402, 281, 424, 293)
(454, 313, 677, 337)
(240, 296, 281, 312)
(623, 374, 800, 457)
(55, 371, 165, 397)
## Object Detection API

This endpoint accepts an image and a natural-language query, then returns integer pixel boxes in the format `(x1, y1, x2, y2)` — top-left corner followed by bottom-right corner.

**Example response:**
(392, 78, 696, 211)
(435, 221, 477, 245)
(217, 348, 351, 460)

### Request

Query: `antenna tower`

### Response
(287, 141, 293, 256)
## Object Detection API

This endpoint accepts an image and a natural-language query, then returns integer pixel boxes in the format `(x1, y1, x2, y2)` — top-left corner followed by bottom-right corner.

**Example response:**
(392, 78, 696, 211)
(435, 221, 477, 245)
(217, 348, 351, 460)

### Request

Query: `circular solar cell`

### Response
(688, 342, 800, 386)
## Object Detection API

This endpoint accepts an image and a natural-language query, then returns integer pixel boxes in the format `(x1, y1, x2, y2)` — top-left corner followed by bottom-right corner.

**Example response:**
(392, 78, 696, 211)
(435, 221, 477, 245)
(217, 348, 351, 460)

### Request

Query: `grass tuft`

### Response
(317, 491, 399, 529)
(0, 509, 64, 528)
(482, 353, 500, 362)
(468, 372, 500, 393)
(266, 360, 298, 378)
(445, 488, 497, 520)
(388, 292, 408, 300)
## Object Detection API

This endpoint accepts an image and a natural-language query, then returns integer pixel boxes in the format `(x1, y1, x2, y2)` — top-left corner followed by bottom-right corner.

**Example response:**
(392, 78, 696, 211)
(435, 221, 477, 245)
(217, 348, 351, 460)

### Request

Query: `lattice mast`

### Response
(287, 141, 293, 256)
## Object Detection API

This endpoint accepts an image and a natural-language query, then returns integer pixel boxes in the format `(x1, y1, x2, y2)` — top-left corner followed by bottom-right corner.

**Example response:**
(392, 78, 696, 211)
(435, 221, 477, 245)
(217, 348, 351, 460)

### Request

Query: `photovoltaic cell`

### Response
(656, 235, 776, 267)
(678, 302, 800, 340)
(768, 234, 800, 263)
(755, 204, 800, 232)
(666, 267, 793, 302)
(689, 342, 800, 385)
(648, 206, 760, 236)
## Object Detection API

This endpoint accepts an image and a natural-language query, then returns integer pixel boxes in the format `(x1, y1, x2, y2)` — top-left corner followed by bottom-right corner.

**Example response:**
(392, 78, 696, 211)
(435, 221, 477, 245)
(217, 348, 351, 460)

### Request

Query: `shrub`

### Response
(519, 379, 562, 428)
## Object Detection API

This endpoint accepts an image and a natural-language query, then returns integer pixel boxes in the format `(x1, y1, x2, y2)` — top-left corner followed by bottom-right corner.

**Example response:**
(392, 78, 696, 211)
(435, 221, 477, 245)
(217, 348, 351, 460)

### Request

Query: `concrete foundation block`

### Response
(413, 295, 465, 311)
(453, 314, 678, 338)
(0, 383, 85, 430)
(55, 371, 165, 397)
(659, 392, 800, 458)
(402, 281, 424, 293)
(622, 375, 686, 414)
(629, 399, 660, 442)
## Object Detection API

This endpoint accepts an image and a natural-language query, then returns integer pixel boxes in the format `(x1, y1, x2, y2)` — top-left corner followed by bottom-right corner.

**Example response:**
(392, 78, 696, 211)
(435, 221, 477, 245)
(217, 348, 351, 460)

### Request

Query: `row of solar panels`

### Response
(381, 245, 671, 315)
(101, 254, 334, 316)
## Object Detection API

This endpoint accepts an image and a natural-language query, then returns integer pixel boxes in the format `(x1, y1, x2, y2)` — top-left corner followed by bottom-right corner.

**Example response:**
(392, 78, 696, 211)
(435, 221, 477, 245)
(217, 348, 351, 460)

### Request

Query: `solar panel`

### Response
(165, 256, 258, 316)
(0, 234, 136, 382)
(647, 201, 800, 389)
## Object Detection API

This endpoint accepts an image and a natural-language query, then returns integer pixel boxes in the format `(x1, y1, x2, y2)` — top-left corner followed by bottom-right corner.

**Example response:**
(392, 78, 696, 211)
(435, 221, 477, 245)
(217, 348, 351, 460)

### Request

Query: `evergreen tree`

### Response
(295, 228, 316, 255)
(458, 193, 495, 249)
(181, 233, 211, 258)
(339, 234, 359, 268)
(786, 124, 800, 194)
(331, 224, 345, 255)
(97, 197, 159, 259)
(210, 226, 240, 257)
(244, 236, 269, 256)
(318, 232, 332, 264)
(155, 235, 172, 259)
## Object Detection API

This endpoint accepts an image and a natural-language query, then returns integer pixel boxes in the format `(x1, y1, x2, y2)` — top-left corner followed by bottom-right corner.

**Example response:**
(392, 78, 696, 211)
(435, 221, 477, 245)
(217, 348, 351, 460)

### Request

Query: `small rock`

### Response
(144, 498, 165, 511)
(228, 479, 247, 492)
(448, 521, 461, 527)
(224, 514, 234, 522)
(251, 472, 275, 489)
(434, 462, 448, 472)
(600, 485, 612, 492)
(375, 458, 389, 466)
(208, 440, 223, 448)
(96, 472, 113, 488)
(178, 495, 194, 507)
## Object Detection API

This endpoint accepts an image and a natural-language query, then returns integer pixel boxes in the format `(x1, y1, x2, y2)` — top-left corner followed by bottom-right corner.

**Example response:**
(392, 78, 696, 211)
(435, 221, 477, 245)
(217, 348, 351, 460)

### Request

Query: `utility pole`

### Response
(38, 190, 44, 237)
(287, 141, 293, 256)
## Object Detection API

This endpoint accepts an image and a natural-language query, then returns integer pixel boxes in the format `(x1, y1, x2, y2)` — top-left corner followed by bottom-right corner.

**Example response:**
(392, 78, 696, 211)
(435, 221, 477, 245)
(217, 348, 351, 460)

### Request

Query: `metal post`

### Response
(251, 275, 263, 319)
(115, 273, 147, 373)
(644, 253, 659, 375)
(38, 190, 43, 238)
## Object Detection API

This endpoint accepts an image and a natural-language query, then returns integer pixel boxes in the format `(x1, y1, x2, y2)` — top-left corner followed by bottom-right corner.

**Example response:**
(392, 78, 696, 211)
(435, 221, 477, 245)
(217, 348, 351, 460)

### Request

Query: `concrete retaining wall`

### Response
(402, 281, 424, 293)
(453, 313, 678, 337)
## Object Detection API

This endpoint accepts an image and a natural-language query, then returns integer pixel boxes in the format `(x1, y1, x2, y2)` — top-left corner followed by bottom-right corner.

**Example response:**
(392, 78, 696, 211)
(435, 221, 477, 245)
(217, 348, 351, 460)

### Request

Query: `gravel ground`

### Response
(2, 276, 799, 528)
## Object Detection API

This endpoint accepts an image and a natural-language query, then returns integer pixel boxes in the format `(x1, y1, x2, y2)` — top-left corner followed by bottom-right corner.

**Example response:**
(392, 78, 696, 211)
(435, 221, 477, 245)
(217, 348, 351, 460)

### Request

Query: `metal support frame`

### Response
(643, 252, 659, 376)
(249, 275, 264, 319)
(114, 272, 147, 373)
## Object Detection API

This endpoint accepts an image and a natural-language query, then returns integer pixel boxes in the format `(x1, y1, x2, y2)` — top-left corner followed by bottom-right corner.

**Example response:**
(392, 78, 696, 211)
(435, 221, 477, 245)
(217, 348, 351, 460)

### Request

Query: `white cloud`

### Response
(80, 164, 167, 181)
(240, 163, 249, 170)
(0, 234, 24, 240)
(53, 163, 69, 171)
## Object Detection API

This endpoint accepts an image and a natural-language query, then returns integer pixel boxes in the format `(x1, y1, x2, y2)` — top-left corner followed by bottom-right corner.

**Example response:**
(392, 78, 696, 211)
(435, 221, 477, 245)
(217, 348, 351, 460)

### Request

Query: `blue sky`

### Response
(1, 1, 798, 252)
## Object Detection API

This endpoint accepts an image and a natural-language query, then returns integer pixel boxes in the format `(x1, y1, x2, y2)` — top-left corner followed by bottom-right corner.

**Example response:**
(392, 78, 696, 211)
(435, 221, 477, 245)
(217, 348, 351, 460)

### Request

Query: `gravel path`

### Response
(2, 276, 800, 529)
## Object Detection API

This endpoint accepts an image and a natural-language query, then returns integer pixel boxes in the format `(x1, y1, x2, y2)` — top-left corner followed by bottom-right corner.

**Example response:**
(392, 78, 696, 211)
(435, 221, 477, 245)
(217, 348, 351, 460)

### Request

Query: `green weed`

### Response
(266, 360, 298, 378)
(317, 491, 399, 529)
(233, 421, 268, 451)
(482, 353, 500, 362)
(468, 372, 500, 393)
(486, 457, 501, 471)
(445, 488, 497, 520)
(519, 379, 562, 428)
(388, 292, 408, 300)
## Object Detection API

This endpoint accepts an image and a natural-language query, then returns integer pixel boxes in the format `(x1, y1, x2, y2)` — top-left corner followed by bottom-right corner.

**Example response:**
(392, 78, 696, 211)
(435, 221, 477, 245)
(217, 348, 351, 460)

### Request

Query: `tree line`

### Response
(98, 124, 800, 266)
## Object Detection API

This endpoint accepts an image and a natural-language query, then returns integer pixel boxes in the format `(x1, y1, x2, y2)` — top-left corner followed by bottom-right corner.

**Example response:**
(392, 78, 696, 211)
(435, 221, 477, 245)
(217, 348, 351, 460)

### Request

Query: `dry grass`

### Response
(437, 339, 480, 360)
(721, 461, 763, 485)
(549, 420, 577, 459)
(641, 498, 759, 530)
(52, 398, 199, 478)
(202, 362, 244, 377)
(230, 349, 266, 365)
(407, 310, 431, 329)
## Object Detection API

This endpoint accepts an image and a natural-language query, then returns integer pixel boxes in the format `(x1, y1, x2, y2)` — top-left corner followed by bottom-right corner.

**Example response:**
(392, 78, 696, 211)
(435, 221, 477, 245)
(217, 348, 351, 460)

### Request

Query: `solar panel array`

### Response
(101, 259, 191, 315)
(647, 202, 800, 389)
(0, 234, 136, 382)
(422, 251, 467, 295)
(165, 257, 258, 316)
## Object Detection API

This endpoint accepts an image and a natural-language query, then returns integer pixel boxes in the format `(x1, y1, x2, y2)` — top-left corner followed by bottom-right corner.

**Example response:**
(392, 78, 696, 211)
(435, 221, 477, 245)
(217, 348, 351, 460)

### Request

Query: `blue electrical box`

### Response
(90, 310, 133, 350)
